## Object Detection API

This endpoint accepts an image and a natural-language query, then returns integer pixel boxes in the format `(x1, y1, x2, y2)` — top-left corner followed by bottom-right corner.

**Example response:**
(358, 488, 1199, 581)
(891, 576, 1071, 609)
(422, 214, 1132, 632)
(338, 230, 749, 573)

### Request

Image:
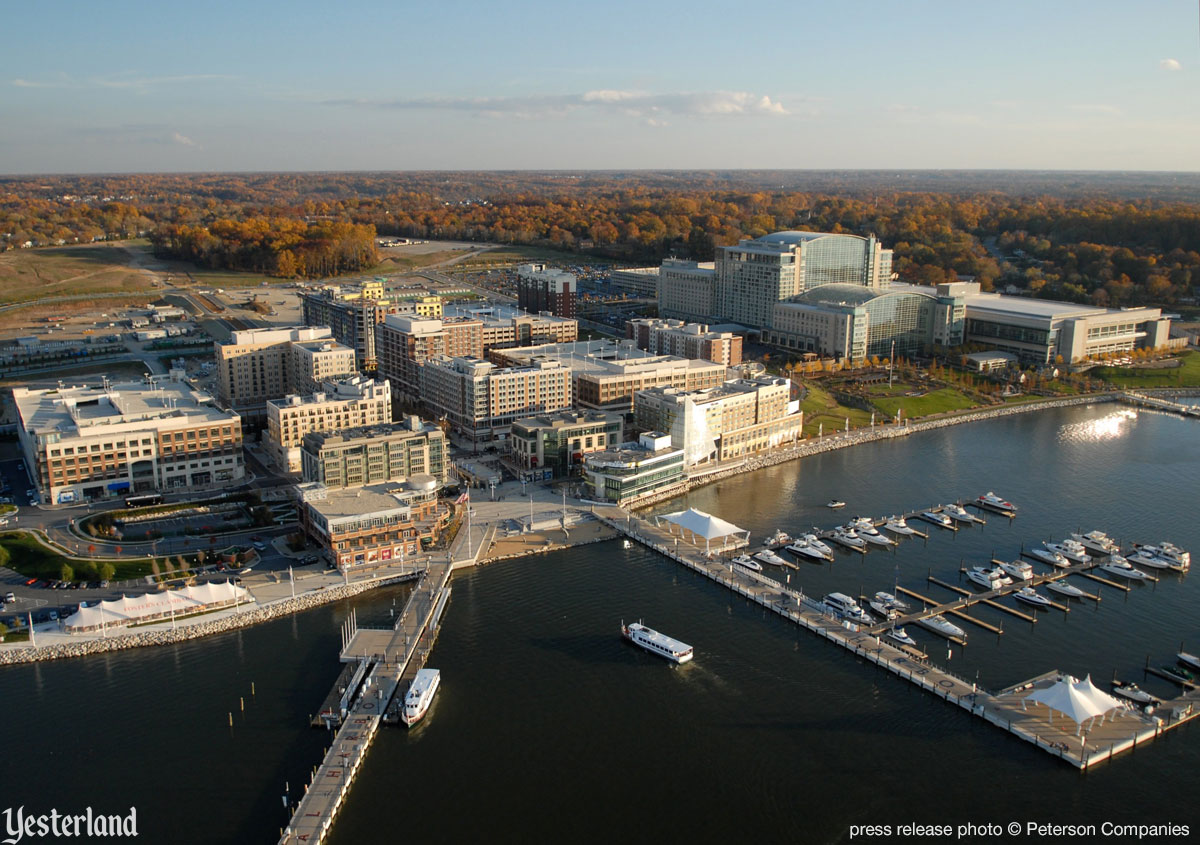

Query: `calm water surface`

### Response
(3, 404, 1198, 843)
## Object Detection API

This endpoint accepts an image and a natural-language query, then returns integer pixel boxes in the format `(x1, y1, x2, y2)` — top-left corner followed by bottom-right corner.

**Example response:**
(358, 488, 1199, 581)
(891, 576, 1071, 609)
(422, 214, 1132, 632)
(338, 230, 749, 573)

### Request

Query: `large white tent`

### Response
(1026, 674, 1124, 728)
(63, 581, 253, 632)
(655, 508, 750, 553)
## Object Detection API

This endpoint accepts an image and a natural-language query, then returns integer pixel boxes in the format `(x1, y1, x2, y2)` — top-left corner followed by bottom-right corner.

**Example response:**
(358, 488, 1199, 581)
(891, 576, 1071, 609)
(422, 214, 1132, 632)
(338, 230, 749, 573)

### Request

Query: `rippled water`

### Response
(3, 404, 1198, 843)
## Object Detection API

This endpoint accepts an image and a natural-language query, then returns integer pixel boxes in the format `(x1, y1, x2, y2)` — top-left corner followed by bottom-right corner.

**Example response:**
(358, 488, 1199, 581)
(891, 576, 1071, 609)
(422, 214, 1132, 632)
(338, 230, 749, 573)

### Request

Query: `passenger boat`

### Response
(400, 668, 441, 728)
(873, 591, 910, 612)
(1132, 542, 1190, 571)
(732, 554, 763, 572)
(920, 510, 953, 528)
(974, 492, 1017, 515)
(786, 536, 832, 562)
(822, 592, 873, 625)
(754, 549, 788, 567)
(1177, 652, 1200, 672)
(849, 519, 894, 546)
(827, 499, 846, 509)
(998, 560, 1033, 582)
(621, 621, 694, 664)
(966, 567, 1004, 589)
(1013, 587, 1053, 608)
(829, 527, 867, 550)
(918, 614, 966, 640)
(1110, 680, 1159, 707)
(943, 503, 974, 523)
(1158, 664, 1195, 685)
(1099, 557, 1149, 580)
(883, 516, 916, 535)
(886, 627, 917, 647)
(1072, 530, 1120, 556)
(1045, 580, 1087, 599)
(1045, 539, 1091, 564)
(1027, 546, 1070, 568)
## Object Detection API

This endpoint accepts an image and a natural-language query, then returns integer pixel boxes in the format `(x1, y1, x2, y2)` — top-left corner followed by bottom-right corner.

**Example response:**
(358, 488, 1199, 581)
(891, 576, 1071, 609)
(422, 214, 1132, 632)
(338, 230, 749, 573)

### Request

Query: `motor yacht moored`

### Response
(998, 560, 1034, 582)
(1099, 557, 1149, 580)
(1027, 546, 1071, 568)
(754, 549, 788, 567)
(883, 516, 916, 535)
(919, 510, 953, 528)
(1045, 579, 1087, 599)
(886, 627, 917, 647)
(1013, 587, 1053, 608)
(918, 614, 966, 640)
(732, 554, 763, 572)
(1045, 539, 1091, 564)
(1072, 530, 1120, 556)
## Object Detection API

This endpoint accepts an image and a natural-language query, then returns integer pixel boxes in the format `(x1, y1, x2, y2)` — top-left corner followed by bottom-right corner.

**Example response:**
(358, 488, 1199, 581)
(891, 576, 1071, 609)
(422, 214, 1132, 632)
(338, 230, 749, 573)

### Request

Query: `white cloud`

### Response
(326, 89, 790, 120)
(171, 132, 197, 147)
(1160, 58, 1182, 71)
(12, 73, 232, 91)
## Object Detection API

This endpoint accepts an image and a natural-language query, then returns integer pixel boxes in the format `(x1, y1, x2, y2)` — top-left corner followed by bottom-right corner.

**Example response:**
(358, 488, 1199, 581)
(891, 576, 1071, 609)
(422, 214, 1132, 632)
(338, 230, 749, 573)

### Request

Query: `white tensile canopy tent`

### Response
(63, 581, 253, 632)
(1025, 674, 1125, 732)
(655, 508, 750, 553)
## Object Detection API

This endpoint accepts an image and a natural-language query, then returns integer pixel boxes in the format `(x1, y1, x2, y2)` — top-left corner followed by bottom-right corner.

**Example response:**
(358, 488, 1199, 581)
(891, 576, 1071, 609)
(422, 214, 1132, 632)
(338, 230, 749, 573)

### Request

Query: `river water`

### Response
(3, 404, 1198, 843)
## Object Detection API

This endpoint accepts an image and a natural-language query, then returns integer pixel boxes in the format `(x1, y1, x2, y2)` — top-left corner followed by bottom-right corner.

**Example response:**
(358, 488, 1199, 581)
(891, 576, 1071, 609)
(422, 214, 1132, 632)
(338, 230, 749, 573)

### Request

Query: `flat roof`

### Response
(15, 379, 237, 436)
(305, 481, 434, 522)
(498, 340, 720, 377)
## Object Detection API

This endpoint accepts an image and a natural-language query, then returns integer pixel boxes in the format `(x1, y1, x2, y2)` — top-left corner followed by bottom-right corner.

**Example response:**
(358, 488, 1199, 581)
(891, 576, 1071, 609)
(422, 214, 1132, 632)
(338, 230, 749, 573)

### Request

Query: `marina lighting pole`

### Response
(889, 339, 895, 388)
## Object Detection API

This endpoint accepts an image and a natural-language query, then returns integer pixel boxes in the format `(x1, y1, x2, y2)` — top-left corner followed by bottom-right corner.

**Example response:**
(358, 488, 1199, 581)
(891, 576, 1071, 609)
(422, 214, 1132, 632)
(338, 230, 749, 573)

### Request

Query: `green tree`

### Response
(60, 562, 74, 583)
(0, 621, 8, 641)
(98, 562, 116, 582)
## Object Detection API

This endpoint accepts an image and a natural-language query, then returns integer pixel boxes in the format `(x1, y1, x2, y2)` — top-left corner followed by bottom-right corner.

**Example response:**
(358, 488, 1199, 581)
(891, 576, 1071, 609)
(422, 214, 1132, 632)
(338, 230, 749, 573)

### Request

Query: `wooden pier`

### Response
(934, 575, 1039, 622)
(599, 505, 1199, 770)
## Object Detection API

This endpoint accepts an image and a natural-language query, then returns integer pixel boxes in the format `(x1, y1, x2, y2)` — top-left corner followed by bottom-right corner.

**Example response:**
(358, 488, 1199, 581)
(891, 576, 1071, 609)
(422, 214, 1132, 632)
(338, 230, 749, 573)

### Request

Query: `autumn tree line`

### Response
(1, 171, 1199, 302)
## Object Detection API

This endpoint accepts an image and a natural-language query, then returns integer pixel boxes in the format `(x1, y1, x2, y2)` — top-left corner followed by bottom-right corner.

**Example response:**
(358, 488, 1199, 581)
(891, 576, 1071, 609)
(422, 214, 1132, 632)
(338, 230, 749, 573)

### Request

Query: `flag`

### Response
(455, 490, 470, 505)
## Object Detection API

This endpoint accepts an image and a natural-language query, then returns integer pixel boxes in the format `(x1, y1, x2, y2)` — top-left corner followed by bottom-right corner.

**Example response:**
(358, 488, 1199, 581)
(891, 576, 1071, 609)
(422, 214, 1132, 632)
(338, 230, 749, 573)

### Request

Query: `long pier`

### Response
(602, 506, 1200, 770)
(1120, 391, 1200, 419)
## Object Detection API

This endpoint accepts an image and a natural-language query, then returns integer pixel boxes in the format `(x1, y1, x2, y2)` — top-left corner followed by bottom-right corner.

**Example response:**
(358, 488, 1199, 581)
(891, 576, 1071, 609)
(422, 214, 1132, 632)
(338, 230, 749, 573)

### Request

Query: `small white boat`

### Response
(920, 510, 953, 528)
(998, 560, 1033, 582)
(918, 614, 966, 640)
(1013, 587, 1053, 608)
(1099, 558, 1149, 580)
(400, 668, 441, 728)
(1046, 539, 1091, 564)
(621, 621, 693, 664)
(1072, 530, 1120, 556)
(883, 516, 916, 535)
(765, 529, 792, 547)
(1111, 680, 1159, 707)
(732, 554, 763, 572)
(1177, 652, 1200, 672)
(873, 591, 910, 612)
(886, 627, 917, 647)
(827, 499, 846, 509)
(1027, 546, 1070, 568)
(829, 528, 867, 550)
(754, 549, 788, 567)
(966, 567, 1004, 589)
(974, 492, 1016, 514)
(849, 519, 894, 546)
(1045, 580, 1086, 599)
(943, 503, 974, 523)
(786, 536, 832, 561)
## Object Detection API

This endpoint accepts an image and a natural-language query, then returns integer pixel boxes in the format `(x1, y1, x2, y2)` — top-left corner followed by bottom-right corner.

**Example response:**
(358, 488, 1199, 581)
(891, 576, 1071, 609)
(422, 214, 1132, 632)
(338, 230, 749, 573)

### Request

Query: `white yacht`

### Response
(966, 567, 1004, 589)
(400, 668, 441, 728)
(805, 533, 834, 558)
(850, 519, 895, 546)
(1132, 542, 1190, 571)
(918, 614, 966, 640)
(765, 529, 792, 547)
(1013, 587, 1053, 608)
(827, 499, 846, 509)
(883, 516, 916, 535)
(1072, 530, 1120, 556)
(1178, 652, 1200, 672)
(1045, 579, 1086, 599)
(732, 554, 763, 572)
(943, 503, 974, 523)
(754, 549, 788, 567)
(873, 591, 910, 612)
(786, 536, 832, 562)
(1126, 549, 1176, 570)
(998, 560, 1034, 582)
(822, 592, 873, 625)
(920, 510, 953, 528)
(1099, 557, 1149, 580)
(1111, 680, 1159, 707)
(974, 492, 1017, 514)
(868, 598, 901, 621)
(621, 621, 694, 664)
(829, 527, 867, 550)
(1027, 546, 1070, 568)
(886, 627, 917, 647)
(1045, 539, 1091, 564)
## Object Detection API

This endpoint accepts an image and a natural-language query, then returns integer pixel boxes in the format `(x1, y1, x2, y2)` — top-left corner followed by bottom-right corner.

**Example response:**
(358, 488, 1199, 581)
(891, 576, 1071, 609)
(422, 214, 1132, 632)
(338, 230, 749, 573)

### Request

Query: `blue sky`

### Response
(2, 0, 1196, 173)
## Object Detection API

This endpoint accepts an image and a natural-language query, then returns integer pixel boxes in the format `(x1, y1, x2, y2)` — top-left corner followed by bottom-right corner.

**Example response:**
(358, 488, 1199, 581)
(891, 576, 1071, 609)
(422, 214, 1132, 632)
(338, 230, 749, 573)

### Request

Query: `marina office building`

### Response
(14, 372, 244, 504)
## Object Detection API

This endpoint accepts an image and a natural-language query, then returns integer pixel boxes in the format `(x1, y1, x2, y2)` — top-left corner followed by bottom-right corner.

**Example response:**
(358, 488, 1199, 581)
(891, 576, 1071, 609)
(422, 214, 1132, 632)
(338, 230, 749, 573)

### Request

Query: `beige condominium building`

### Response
(419, 355, 572, 444)
(300, 281, 440, 369)
(215, 326, 357, 416)
(625, 318, 743, 366)
(265, 377, 392, 473)
(14, 372, 243, 504)
(657, 259, 717, 323)
(375, 315, 485, 401)
(300, 416, 450, 489)
(633, 376, 802, 467)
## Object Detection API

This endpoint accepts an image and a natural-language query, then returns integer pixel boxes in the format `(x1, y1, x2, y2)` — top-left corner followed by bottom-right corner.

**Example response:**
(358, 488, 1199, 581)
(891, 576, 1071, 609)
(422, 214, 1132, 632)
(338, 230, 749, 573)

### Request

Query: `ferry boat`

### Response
(1110, 680, 1159, 707)
(400, 668, 441, 728)
(1045, 539, 1091, 564)
(998, 560, 1034, 582)
(1099, 557, 1149, 580)
(918, 614, 966, 640)
(1013, 587, 1053, 608)
(883, 516, 916, 535)
(886, 627, 917, 647)
(827, 499, 846, 509)
(1072, 530, 1120, 556)
(732, 553, 763, 572)
(943, 503, 974, 523)
(920, 510, 953, 528)
(1027, 546, 1070, 568)
(1045, 579, 1086, 599)
(974, 492, 1017, 515)
(754, 549, 788, 567)
(621, 621, 693, 664)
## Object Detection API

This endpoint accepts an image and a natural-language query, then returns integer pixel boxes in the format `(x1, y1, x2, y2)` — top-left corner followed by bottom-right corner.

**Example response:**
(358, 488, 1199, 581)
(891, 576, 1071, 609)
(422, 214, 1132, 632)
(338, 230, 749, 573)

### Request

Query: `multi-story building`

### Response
(657, 259, 717, 323)
(509, 410, 624, 478)
(626, 318, 743, 366)
(517, 263, 576, 318)
(297, 479, 450, 570)
(215, 326, 356, 416)
(419, 356, 572, 444)
(491, 340, 726, 416)
(14, 372, 244, 504)
(301, 282, 429, 369)
(608, 267, 660, 298)
(374, 315, 485, 401)
(633, 377, 802, 466)
(265, 377, 392, 473)
(583, 431, 685, 506)
(300, 417, 450, 488)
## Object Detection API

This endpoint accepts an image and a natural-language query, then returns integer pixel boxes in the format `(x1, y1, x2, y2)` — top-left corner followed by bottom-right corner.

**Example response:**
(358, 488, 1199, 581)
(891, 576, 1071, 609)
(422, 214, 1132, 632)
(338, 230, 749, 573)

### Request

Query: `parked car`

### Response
(252, 541, 267, 552)
(23, 578, 36, 586)
(4, 592, 14, 603)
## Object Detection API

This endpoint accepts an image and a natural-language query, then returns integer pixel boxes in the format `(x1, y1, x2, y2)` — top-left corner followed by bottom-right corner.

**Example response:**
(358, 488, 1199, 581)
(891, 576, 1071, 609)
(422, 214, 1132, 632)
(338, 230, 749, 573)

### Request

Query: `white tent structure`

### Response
(655, 508, 750, 554)
(1025, 674, 1124, 730)
(63, 581, 253, 633)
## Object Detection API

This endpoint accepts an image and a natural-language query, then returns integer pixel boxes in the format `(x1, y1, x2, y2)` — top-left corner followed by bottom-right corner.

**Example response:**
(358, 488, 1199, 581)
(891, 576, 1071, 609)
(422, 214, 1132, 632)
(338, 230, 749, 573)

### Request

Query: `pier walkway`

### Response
(598, 506, 1200, 770)
(1120, 391, 1200, 419)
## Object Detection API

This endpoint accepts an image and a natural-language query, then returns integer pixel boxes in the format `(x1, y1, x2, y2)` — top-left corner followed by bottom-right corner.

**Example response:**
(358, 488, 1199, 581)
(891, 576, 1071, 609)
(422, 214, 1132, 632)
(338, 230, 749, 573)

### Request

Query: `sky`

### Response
(2, 0, 1197, 173)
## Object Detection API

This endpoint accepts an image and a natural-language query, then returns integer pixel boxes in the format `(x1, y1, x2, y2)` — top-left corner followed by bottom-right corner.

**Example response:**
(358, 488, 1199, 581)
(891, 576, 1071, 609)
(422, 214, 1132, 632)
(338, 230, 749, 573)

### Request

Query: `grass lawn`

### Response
(0, 532, 153, 582)
(797, 383, 875, 437)
(372, 250, 471, 272)
(1090, 351, 1200, 389)
(870, 387, 980, 418)
(0, 244, 154, 304)
(455, 244, 617, 269)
